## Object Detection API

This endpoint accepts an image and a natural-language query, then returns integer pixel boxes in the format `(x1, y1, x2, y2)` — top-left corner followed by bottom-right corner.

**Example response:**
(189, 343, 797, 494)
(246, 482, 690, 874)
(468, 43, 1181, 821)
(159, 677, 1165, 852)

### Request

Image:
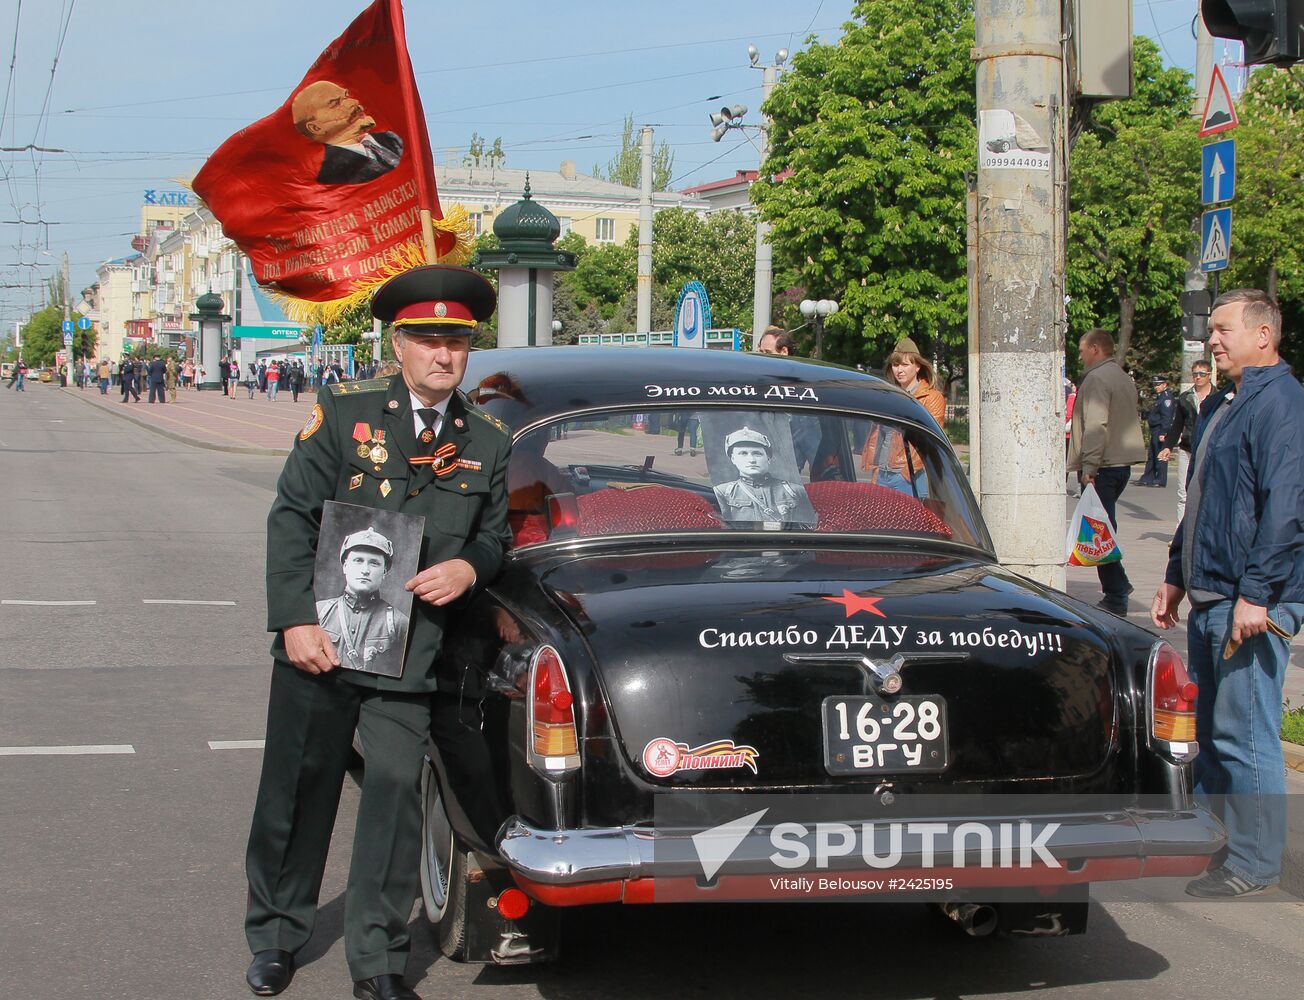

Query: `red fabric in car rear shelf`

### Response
(805, 481, 952, 538)
(577, 485, 720, 536)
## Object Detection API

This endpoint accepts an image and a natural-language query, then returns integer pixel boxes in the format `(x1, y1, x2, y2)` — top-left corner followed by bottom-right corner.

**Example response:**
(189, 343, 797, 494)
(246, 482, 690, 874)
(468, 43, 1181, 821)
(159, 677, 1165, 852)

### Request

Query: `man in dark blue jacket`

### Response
(1151, 289, 1304, 898)
(1137, 375, 1175, 486)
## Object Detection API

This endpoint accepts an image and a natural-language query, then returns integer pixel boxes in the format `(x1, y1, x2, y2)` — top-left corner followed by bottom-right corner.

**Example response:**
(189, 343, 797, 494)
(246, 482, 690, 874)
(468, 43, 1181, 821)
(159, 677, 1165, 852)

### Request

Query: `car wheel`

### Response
(420, 760, 468, 960)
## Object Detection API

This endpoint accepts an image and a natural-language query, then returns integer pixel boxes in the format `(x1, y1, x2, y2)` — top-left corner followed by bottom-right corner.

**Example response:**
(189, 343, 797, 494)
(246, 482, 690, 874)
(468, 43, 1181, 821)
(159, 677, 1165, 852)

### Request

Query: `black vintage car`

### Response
(421, 347, 1222, 964)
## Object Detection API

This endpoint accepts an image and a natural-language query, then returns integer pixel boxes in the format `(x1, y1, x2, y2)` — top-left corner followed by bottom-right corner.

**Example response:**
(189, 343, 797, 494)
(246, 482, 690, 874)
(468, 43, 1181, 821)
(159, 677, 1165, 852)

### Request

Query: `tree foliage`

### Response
(754, 0, 976, 369)
(594, 114, 675, 191)
(1066, 37, 1200, 375)
(1221, 66, 1304, 372)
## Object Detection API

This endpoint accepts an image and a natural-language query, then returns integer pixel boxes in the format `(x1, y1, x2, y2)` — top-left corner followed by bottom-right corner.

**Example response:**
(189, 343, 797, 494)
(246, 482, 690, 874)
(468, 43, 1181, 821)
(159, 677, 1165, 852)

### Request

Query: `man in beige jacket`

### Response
(1067, 328, 1147, 615)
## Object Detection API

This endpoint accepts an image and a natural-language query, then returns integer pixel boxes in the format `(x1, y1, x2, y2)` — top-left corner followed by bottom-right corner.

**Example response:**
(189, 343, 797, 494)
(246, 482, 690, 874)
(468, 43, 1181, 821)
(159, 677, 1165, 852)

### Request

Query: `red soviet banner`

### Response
(192, 0, 470, 323)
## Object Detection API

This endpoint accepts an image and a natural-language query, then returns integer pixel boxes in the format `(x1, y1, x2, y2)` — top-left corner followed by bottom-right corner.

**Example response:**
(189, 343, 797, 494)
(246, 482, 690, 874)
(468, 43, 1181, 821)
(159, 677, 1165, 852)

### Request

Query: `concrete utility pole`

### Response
(751, 60, 780, 345)
(636, 125, 654, 335)
(973, 0, 1068, 589)
(62, 252, 71, 386)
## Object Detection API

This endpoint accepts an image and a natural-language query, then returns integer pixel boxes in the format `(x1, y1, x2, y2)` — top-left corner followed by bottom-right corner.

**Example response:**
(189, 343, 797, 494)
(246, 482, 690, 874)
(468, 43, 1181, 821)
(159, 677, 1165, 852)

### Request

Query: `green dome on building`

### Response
(492, 176, 561, 250)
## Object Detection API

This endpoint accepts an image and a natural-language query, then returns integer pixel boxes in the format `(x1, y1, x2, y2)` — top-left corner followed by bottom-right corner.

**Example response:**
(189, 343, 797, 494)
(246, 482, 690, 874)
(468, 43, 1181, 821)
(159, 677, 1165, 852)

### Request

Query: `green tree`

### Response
(754, 0, 976, 368)
(19, 304, 62, 366)
(593, 114, 675, 191)
(639, 208, 758, 330)
(1222, 67, 1304, 321)
(1066, 37, 1200, 373)
(564, 240, 637, 318)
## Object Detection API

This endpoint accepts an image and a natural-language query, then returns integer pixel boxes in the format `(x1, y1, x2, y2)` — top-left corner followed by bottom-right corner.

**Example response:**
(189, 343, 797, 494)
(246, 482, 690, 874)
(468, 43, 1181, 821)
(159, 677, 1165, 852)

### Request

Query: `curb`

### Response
(58, 386, 290, 457)
(1286, 740, 1304, 774)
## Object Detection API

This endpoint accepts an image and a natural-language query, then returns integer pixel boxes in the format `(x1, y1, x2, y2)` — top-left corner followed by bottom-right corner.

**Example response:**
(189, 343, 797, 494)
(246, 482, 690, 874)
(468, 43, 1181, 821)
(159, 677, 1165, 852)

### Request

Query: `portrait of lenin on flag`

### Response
(292, 80, 406, 186)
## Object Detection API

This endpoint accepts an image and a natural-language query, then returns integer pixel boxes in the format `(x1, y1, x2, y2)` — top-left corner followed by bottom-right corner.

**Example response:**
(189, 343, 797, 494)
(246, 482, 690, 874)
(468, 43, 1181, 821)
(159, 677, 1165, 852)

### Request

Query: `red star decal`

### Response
(822, 589, 887, 618)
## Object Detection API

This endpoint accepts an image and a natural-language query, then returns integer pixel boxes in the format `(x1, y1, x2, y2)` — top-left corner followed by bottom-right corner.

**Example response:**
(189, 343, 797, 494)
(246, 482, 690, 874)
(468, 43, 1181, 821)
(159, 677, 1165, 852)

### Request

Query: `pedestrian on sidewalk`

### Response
(289, 361, 304, 402)
(182, 358, 193, 389)
(166, 356, 178, 403)
(1151, 289, 1304, 899)
(219, 356, 232, 397)
(135, 360, 146, 398)
(119, 357, 140, 402)
(257, 360, 268, 394)
(1067, 328, 1147, 615)
(266, 361, 281, 401)
(147, 355, 167, 403)
(7, 357, 26, 390)
(1137, 375, 1175, 487)
(246, 362, 257, 399)
(228, 363, 241, 397)
(1158, 360, 1217, 525)
(97, 358, 111, 394)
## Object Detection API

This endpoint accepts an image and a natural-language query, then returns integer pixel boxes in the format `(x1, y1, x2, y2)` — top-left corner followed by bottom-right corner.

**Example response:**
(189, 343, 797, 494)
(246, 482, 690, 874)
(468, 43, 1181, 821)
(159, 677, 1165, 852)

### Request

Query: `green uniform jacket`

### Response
(266, 374, 512, 694)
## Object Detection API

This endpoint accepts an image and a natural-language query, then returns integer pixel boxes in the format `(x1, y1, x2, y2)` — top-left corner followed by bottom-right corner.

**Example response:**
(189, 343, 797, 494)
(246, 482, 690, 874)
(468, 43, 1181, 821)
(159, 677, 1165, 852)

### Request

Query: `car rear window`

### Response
(506, 407, 983, 549)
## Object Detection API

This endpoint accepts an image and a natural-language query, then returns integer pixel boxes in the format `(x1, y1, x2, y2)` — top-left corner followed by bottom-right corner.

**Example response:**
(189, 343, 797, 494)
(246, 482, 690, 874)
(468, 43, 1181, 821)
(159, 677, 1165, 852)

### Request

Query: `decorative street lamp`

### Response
(798, 298, 839, 360)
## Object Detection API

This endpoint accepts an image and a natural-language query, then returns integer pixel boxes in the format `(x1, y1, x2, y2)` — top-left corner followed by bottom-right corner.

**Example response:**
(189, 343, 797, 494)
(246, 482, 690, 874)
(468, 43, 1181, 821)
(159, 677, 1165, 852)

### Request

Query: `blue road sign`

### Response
(76, 315, 92, 330)
(61, 319, 73, 334)
(1201, 138, 1236, 205)
(1200, 207, 1232, 273)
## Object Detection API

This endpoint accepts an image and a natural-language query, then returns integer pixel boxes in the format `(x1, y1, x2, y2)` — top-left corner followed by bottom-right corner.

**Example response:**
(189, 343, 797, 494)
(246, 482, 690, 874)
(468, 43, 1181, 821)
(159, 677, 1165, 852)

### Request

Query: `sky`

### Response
(0, 0, 1219, 331)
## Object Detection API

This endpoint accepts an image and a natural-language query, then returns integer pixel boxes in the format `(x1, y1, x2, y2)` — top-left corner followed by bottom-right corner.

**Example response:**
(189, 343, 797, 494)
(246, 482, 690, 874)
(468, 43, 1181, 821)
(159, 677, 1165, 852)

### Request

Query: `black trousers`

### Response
(148, 383, 165, 403)
(245, 662, 432, 981)
(1140, 433, 1168, 486)
(1091, 465, 1133, 602)
(121, 380, 140, 401)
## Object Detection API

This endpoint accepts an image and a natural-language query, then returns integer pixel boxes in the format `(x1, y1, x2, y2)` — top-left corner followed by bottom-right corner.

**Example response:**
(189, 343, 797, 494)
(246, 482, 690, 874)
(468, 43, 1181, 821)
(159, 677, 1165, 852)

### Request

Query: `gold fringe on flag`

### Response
(255, 205, 477, 327)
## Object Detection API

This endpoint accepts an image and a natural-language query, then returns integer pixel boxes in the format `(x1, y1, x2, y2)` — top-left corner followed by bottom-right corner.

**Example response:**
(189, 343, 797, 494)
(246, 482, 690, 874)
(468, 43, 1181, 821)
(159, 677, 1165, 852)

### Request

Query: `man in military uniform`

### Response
(713, 426, 807, 524)
(316, 528, 410, 678)
(244, 266, 511, 1000)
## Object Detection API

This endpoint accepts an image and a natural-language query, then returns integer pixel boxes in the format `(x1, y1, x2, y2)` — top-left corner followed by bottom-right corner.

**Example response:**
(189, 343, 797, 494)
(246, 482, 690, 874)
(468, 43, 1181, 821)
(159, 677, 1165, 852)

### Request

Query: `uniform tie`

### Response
(417, 408, 440, 453)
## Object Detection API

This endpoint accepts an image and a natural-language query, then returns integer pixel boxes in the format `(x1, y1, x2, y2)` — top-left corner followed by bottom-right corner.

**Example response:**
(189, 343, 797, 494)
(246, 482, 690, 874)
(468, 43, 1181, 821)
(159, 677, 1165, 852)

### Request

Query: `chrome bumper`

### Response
(497, 807, 1226, 886)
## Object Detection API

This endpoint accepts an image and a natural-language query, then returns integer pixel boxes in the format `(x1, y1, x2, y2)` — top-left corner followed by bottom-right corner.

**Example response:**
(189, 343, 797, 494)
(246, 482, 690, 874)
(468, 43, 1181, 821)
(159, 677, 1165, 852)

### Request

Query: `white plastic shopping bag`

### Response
(1065, 483, 1122, 566)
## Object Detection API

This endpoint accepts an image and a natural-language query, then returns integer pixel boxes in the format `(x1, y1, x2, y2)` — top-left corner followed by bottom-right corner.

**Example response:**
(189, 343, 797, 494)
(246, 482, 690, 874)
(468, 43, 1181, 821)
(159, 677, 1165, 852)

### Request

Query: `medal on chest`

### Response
(353, 422, 388, 464)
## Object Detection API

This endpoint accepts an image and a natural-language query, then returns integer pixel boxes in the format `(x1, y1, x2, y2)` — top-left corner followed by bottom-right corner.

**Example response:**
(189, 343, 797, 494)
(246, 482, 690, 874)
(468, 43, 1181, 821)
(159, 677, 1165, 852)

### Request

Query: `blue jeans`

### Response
(268, 381, 279, 401)
(1188, 599, 1303, 884)
(1089, 466, 1132, 602)
(877, 468, 929, 499)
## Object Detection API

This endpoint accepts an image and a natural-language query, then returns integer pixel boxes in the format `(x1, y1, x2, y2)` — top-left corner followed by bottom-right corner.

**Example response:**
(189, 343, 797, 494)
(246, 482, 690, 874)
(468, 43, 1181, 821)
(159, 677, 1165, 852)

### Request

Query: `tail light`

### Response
(1148, 641, 1198, 759)
(528, 645, 580, 777)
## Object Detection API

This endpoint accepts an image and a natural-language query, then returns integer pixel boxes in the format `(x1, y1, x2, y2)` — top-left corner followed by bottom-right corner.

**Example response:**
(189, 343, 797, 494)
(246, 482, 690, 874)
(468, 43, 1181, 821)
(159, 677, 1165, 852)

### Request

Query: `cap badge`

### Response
(434, 302, 448, 318)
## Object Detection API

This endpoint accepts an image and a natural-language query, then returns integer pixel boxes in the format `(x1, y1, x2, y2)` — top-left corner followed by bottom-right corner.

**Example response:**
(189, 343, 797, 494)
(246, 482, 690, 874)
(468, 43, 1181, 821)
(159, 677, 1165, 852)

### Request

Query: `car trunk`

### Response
(537, 545, 1118, 789)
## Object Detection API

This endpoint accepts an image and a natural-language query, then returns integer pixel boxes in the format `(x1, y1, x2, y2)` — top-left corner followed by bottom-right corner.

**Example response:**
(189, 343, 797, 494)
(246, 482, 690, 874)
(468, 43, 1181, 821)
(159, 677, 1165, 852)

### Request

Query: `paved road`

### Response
(2, 382, 1302, 1000)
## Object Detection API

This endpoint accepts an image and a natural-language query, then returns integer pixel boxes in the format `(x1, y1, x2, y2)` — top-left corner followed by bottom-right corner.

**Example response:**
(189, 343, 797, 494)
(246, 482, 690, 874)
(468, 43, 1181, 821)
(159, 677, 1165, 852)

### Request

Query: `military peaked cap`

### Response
(371, 264, 496, 334)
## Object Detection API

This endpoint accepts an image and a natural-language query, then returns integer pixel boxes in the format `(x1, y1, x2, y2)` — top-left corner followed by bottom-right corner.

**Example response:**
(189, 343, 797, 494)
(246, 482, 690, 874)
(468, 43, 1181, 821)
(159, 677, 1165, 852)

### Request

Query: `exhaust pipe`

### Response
(939, 901, 999, 937)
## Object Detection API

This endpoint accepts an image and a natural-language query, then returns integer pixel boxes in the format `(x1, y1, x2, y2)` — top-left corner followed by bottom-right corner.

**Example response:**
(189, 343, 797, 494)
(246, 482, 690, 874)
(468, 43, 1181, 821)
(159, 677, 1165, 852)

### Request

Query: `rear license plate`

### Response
(821, 695, 950, 775)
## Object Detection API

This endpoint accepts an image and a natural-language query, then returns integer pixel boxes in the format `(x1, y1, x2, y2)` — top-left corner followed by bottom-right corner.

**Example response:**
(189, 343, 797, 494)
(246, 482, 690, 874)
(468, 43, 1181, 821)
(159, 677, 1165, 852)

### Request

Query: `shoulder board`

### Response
(458, 392, 510, 436)
(330, 377, 392, 397)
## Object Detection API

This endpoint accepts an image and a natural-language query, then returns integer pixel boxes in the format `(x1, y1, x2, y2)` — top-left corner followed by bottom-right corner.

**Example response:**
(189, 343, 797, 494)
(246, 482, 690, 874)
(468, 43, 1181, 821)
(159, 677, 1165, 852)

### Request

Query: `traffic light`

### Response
(1201, 1, 1304, 65)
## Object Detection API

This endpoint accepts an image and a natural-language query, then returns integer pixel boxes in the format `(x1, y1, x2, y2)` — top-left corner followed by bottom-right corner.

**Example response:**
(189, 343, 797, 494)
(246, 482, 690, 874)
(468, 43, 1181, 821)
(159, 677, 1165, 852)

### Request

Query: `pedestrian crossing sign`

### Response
(1200, 207, 1232, 273)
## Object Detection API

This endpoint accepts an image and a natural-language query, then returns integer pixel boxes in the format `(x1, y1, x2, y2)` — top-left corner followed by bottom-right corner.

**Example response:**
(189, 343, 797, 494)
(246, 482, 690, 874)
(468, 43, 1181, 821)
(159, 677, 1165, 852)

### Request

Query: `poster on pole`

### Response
(978, 110, 1050, 171)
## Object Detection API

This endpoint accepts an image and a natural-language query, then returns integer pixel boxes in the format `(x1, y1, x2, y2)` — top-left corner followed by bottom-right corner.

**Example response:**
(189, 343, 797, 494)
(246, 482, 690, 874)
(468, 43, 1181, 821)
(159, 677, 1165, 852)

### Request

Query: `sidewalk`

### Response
(59, 382, 314, 454)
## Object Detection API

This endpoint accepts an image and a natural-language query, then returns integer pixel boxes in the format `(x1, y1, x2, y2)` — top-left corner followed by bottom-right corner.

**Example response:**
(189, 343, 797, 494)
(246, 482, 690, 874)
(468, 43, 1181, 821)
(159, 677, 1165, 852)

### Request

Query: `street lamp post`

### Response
(709, 44, 788, 347)
(798, 298, 838, 360)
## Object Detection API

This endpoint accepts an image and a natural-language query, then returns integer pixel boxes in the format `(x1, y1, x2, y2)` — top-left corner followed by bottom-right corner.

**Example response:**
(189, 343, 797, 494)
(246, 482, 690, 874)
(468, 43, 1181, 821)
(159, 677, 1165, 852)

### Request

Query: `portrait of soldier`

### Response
(712, 426, 813, 525)
(315, 526, 410, 676)
(291, 79, 405, 186)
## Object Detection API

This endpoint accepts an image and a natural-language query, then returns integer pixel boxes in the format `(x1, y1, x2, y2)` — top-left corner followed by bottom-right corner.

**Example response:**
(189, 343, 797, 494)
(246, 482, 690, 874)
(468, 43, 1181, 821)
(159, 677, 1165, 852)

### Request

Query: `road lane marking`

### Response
(208, 740, 265, 750)
(0, 744, 135, 756)
(142, 599, 237, 606)
(2, 599, 97, 606)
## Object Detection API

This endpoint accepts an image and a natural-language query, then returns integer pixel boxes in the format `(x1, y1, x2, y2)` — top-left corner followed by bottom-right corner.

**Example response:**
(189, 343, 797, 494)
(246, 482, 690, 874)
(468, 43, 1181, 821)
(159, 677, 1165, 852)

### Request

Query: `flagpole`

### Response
(419, 209, 439, 264)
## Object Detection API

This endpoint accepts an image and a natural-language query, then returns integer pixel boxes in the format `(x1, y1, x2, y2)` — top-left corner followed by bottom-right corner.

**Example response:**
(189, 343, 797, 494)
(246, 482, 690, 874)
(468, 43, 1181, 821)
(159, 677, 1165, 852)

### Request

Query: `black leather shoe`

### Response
(1096, 597, 1129, 616)
(354, 975, 421, 1000)
(246, 949, 295, 996)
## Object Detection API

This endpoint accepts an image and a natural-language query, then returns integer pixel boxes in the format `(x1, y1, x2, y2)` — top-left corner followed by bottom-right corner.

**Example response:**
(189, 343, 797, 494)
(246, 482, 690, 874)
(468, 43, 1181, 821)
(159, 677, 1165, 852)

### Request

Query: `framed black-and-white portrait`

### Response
(698, 413, 817, 528)
(313, 501, 424, 678)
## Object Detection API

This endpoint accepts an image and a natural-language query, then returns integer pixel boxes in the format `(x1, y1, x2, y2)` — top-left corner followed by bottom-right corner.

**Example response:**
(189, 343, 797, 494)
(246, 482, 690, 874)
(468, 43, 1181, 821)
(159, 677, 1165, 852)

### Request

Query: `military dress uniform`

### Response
(1139, 379, 1175, 487)
(316, 528, 411, 678)
(244, 267, 511, 996)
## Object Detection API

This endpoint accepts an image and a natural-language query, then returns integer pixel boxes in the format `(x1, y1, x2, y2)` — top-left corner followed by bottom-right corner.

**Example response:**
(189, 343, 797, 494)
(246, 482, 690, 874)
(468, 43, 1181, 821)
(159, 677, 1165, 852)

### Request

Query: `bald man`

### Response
(291, 80, 404, 186)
